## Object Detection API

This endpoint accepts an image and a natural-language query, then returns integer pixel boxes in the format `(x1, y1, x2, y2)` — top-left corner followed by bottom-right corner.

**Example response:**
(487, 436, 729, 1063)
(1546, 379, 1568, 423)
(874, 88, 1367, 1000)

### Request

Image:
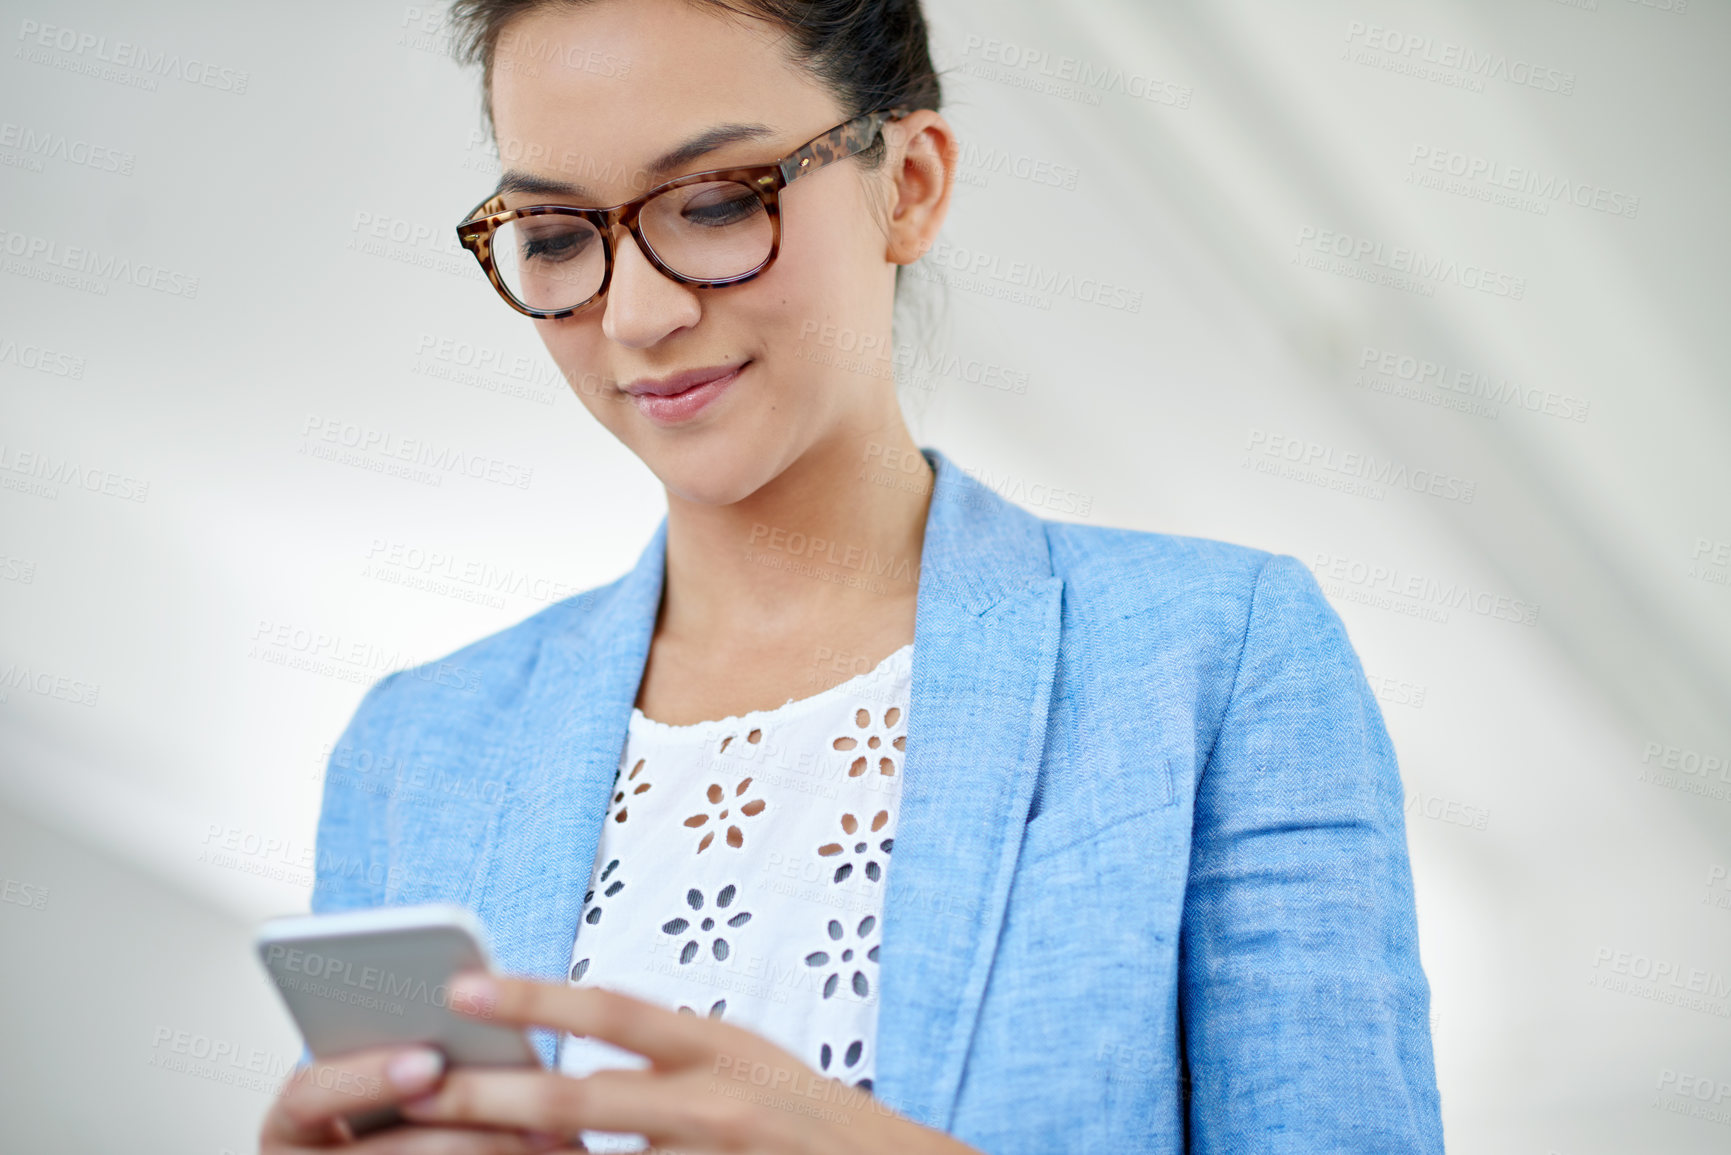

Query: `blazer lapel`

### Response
(467, 448, 1063, 1096)
(872, 449, 1064, 1132)
(472, 521, 667, 1069)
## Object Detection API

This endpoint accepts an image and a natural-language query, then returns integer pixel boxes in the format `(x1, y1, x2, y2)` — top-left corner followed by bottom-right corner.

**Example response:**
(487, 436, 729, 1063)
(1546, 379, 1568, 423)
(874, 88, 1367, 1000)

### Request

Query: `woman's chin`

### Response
(650, 457, 779, 510)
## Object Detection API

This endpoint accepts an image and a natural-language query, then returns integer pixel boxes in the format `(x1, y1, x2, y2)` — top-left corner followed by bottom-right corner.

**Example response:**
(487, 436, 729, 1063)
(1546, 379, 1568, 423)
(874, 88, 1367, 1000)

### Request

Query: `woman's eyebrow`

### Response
(491, 121, 779, 202)
(649, 122, 777, 176)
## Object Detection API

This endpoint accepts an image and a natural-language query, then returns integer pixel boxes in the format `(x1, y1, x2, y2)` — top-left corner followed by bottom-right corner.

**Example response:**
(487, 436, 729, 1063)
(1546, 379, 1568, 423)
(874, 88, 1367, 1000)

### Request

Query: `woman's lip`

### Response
(630, 361, 747, 425)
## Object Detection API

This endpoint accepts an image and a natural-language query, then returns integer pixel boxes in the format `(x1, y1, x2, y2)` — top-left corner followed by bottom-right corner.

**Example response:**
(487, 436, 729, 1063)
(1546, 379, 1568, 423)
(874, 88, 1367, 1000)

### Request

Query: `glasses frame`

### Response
(456, 106, 913, 319)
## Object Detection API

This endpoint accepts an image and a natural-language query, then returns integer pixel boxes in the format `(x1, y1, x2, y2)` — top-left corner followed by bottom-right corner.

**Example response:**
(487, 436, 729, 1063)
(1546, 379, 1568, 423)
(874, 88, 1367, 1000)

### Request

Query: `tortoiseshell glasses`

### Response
(455, 107, 913, 319)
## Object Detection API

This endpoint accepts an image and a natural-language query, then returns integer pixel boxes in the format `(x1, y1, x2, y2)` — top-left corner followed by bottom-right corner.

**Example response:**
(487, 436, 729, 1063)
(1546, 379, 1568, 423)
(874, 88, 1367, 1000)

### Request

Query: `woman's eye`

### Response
(683, 191, 762, 228)
(523, 230, 590, 263)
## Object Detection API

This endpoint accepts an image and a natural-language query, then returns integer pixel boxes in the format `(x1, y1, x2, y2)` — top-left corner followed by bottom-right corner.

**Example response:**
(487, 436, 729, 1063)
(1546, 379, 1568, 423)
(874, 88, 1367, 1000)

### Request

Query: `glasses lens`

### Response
(491, 214, 605, 312)
(639, 180, 773, 281)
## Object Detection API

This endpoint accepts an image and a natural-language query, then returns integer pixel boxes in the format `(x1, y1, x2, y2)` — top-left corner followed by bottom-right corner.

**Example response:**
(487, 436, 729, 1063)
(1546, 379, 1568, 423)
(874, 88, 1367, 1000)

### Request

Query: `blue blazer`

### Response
(312, 447, 1445, 1153)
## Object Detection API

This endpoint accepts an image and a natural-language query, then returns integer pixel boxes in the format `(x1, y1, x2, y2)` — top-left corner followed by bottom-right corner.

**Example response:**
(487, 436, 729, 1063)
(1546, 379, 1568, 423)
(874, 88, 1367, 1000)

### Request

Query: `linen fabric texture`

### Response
(311, 446, 1446, 1153)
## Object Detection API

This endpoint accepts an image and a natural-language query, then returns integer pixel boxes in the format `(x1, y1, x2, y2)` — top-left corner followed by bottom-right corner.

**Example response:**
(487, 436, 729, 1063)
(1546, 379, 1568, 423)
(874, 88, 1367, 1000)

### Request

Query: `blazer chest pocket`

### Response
(1020, 754, 1176, 867)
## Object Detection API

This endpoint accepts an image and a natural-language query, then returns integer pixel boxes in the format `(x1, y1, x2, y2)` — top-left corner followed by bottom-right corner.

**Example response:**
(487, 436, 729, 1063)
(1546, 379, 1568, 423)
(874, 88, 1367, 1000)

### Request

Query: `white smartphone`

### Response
(256, 903, 542, 1134)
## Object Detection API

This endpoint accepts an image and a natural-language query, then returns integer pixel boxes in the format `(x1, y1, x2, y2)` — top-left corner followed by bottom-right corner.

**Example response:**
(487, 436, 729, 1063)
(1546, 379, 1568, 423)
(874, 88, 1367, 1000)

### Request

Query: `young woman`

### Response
(263, 0, 1444, 1151)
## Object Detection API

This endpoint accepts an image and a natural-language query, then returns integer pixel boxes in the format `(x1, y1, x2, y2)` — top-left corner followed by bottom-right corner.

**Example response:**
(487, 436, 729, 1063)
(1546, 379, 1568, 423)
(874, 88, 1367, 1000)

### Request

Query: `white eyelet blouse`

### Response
(558, 643, 912, 1153)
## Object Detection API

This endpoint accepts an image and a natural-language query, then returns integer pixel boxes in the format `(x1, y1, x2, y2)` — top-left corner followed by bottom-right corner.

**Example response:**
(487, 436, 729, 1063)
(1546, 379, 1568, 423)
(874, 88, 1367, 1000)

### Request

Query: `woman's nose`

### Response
(600, 228, 702, 348)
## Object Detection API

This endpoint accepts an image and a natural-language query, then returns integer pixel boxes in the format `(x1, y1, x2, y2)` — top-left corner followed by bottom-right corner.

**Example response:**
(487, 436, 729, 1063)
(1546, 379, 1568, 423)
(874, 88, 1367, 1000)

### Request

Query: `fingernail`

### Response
(387, 1047, 444, 1091)
(450, 973, 499, 1017)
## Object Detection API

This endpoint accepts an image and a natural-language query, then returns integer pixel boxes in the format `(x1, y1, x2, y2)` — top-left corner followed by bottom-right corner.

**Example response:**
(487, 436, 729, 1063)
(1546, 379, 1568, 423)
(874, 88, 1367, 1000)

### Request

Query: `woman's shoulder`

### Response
(343, 567, 634, 734)
(1040, 519, 1328, 631)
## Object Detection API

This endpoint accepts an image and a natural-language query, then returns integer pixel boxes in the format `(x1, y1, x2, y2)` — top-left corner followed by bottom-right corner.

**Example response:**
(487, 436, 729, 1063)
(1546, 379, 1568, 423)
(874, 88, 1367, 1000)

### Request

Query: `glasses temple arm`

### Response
(777, 107, 911, 185)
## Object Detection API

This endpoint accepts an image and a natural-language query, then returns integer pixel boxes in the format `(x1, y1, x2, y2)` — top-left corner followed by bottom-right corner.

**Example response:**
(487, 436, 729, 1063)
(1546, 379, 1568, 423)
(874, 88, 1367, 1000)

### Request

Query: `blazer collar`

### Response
(472, 448, 1064, 1132)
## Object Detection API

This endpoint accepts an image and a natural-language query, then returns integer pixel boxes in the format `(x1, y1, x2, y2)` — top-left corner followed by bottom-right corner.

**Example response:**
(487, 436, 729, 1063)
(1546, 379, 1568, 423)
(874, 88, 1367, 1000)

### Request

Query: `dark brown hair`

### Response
(448, 0, 944, 170)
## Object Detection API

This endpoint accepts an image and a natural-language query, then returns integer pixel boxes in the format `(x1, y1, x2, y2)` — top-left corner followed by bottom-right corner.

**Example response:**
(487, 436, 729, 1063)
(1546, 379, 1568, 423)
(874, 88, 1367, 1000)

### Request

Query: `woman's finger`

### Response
(263, 1046, 447, 1144)
(344, 1124, 578, 1154)
(399, 1066, 802, 1150)
(449, 975, 722, 1070)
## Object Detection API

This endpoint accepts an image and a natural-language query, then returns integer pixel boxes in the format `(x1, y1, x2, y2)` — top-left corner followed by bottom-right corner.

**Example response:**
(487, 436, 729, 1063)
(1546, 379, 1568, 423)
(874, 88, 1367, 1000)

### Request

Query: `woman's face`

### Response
(489, 0, 926, 506)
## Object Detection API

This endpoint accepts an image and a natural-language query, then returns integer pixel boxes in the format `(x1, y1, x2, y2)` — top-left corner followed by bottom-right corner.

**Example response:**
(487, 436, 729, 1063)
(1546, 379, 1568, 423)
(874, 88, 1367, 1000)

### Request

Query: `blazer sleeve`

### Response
(309, 670, 407, 916)
(1179, 554, 1445, 1153)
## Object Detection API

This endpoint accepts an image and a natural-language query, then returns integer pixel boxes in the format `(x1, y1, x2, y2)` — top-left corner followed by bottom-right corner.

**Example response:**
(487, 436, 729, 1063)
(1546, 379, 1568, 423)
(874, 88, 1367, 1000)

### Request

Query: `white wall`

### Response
(1, 1, 1727, 1151)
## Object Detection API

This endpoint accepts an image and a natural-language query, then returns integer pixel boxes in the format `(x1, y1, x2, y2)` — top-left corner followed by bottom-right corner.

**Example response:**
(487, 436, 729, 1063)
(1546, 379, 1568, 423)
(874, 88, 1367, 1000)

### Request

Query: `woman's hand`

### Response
(259, 1043, 565, 1153)
(396, 972, 983, 1154)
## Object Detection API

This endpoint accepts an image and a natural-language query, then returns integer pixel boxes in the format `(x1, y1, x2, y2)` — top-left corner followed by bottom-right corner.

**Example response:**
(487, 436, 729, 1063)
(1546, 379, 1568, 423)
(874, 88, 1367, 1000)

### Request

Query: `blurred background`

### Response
(2, 0, 1728, 1151)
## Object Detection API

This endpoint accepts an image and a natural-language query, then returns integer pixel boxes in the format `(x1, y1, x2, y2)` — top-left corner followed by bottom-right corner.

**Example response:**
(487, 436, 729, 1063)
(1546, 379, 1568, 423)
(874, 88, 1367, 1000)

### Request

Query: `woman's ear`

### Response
(883, 110, 957, 266)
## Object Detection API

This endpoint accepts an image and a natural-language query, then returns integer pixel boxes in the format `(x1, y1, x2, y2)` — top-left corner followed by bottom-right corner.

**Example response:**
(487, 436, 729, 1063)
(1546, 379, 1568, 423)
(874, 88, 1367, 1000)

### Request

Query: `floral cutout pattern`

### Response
(832, 705, 906, 778)
(570, 857, 628, 982)
(682, 775, 767, 853)
(716, 727, 764, 756)
(608, 757, 653, 824)
(661, 882, 753, 964)
(803, 914, 881, 999)
(580, 857, 627, 927)
(817, 810, 893, 884)
(558, 641, 914, 1124)
(678, 998, 728, 1018)
(816, 1037, 872, 1090)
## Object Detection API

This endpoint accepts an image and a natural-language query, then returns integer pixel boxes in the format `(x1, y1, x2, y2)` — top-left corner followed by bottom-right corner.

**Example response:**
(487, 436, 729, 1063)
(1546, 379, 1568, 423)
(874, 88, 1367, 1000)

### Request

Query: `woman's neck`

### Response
(656, 423, 934, 655)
